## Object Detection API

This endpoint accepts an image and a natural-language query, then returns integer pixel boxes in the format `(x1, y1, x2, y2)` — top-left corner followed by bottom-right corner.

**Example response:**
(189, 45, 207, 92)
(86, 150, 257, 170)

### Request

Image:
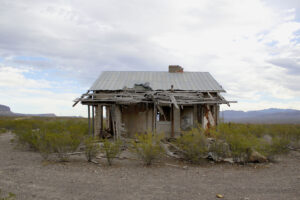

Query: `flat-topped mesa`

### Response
(169, 65, 183, 73)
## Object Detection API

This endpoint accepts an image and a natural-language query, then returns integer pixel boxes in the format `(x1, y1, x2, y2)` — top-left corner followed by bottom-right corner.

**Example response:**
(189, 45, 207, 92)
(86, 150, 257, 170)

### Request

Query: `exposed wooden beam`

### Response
(73, 90, 90, 107)
(170, 95, 179, 109)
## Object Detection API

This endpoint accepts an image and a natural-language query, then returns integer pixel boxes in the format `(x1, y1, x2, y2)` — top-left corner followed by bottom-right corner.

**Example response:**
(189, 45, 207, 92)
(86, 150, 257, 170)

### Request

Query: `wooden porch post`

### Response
(216, 104, 220, 126)
(88, 105, 91, 136)
(106, 106, 110, 131)
(152, 104, 157, 134)
(100, 105, 103, 137)
(171, 104, 175, 137)
(92, 105, 95, 137)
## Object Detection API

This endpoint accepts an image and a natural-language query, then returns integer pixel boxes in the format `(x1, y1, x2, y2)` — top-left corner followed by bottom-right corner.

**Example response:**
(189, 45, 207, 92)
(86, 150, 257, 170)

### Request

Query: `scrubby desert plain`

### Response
(0, 117, 299, 200)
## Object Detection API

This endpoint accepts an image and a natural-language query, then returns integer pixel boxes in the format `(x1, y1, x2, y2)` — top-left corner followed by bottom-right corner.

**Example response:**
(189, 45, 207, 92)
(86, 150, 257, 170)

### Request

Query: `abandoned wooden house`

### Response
(74, 65, 234, 138)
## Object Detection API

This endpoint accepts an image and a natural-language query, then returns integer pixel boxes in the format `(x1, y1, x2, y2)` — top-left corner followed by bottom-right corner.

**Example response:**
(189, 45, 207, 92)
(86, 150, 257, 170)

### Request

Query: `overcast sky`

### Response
(0, 0, 300, 116)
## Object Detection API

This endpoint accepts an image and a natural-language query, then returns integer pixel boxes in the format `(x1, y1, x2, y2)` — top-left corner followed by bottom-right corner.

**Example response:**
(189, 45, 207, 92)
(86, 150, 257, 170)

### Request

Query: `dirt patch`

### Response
(0, 133, 299, 200)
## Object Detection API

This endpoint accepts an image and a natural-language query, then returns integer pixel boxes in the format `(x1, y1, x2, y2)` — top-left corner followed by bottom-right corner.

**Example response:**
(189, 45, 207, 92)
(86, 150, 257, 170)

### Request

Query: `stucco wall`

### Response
(121, 104, 181, 137)
(121, 104, 153, 137)
(156, 121, 171, 135)
(94, 103, 218, 138)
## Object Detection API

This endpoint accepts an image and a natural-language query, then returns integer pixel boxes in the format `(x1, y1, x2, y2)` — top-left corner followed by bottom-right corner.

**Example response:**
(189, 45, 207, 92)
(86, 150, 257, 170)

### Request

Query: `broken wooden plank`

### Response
(73, 90, 90, 107)
(170, 95, 179, 109)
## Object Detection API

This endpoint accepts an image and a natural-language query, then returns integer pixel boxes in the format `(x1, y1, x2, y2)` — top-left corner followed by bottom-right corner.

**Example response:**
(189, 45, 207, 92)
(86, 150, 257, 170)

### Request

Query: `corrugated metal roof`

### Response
(90, 71, 225, 92)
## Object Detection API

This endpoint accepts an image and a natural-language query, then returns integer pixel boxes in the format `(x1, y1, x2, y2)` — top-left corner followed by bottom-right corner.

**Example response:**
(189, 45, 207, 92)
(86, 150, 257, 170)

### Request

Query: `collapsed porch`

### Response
(74, 89, 236, 139)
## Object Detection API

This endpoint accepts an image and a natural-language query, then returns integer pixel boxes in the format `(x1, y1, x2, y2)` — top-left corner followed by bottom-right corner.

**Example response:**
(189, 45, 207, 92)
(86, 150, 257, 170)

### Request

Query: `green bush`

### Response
(214, 123, 264, 162)
(271, 136, 290, 154)
(259, 136, 290, 159)
(211, 123, 298, 162)
(49, 131, 83, 162)
(14, 129, 40, 150)
(0, 128, 6, 134)
(101, 139, 122, 166)
(2, 117, 88, 161)
(36, 132, 53, 160)
(208, 139, 231, 160)
(2, 116, 299, 164)
(131, 132, 164, 165)
(176, 128, 208, 164)
(84, 136, 100, 162)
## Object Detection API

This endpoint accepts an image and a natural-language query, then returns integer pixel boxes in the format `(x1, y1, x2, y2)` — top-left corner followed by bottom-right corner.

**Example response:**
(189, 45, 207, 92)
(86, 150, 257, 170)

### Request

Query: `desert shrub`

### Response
(49, 131, 83, 162)
(176, 128, 208, 164)
(269, 136, 290, 154)
(131, 132, 164, 165)
(0, 189, 15, 200)
(214, 123, 263, 162)
(101, 139, 122, 166)
(223, 133, 259, 162)
(0, 117, 88, 137)
(14, 129, 40, 150)
(208, 139, 231, 160)
(2, 117, 88, 161)
(84, 136, 100, 162)
(34, 132, 52, 160)
(0, 128, 6, 134)
(258, 136, 290, 159)
(212, 123, 300, 162)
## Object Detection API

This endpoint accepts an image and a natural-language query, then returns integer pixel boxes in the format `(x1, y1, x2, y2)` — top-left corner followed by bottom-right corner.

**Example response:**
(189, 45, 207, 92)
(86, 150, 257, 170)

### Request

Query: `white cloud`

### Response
(0, 0, 300, 113)
(0, 66, 86, 116)
(0, 66, 52, 88)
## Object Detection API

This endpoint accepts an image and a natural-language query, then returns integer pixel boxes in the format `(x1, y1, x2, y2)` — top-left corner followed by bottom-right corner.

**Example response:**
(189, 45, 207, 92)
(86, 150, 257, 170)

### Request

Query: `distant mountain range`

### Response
(1, 104, 300, 123)
(220, 108, 300, 124)
(0, 104, 56, 117)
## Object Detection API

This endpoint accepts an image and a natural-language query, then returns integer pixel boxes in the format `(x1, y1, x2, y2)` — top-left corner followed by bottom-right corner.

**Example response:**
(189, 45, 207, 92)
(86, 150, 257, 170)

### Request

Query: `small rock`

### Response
(183, 165, 188, 169)
(216, 194, 224, 198)
(248, 150, 267, 163)
(223, 158, 234, 164)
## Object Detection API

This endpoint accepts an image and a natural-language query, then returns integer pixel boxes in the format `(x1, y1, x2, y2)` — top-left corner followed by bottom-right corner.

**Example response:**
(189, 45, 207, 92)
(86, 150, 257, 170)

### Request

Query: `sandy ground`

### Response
(0, 133, 299, 200)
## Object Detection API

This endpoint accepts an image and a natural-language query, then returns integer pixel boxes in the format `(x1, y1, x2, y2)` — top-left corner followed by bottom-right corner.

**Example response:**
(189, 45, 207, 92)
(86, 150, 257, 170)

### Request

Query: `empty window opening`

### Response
(156, 106, 171, 121)
(210, 105, 214, 116)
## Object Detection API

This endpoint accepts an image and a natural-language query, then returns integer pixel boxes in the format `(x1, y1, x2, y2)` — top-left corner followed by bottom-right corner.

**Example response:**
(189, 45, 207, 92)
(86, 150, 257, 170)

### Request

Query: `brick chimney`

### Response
(168, 65, 184, 73)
